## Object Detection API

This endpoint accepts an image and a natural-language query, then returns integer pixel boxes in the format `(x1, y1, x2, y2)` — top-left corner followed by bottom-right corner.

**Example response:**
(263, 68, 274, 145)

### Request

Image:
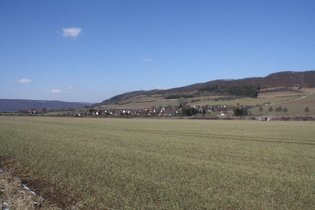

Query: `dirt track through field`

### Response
(281, 100, 315, 105)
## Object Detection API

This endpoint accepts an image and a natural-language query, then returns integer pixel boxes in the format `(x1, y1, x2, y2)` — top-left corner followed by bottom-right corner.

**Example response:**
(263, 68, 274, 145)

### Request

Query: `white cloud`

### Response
(18, 78, 32, 83)
(51, 89, 62, 93)
(62, 27, 82, 38)
(143, 58, 153, 62)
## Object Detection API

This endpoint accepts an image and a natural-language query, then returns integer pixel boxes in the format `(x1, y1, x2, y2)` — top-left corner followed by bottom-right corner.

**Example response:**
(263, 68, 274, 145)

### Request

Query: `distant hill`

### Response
(101, 70, 315, 105)
(0, 99, 92, 112)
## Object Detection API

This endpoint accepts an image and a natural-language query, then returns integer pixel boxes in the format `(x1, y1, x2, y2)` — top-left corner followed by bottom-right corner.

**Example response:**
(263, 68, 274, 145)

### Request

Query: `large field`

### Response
(0, 116, 314, 209)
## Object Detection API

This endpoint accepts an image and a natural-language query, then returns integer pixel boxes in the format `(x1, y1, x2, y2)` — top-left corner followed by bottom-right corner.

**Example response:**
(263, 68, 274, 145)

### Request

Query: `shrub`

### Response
(234, 107, 248, 116)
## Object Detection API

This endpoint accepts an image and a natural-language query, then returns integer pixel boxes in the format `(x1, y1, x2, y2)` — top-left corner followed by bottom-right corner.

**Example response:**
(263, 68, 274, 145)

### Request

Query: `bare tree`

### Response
(304, 107, 310, 114)
(278, 106, 282, 112)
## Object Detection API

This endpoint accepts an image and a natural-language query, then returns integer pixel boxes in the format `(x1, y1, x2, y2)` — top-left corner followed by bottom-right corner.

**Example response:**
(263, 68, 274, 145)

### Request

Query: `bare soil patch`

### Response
(0, 155, 82, 209)
(1, 169, 59, 210)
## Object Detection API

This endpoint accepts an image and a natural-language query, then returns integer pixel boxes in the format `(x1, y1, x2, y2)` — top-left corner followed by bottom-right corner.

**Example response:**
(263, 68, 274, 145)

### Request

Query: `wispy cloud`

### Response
(61, 27, 82, 38)
(51, 89, 62, 93)
(65, 86, 75, 93)
(143, 58, 153, 62)
(18, 78, 32, 83)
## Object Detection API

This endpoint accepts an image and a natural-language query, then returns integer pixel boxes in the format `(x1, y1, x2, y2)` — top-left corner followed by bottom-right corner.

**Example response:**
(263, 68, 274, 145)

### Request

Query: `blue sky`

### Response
(1, 0, 314, 103)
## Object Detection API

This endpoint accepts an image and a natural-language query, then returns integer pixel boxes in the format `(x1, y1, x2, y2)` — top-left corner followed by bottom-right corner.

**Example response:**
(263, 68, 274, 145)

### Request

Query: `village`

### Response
(69, 104, 250, 118)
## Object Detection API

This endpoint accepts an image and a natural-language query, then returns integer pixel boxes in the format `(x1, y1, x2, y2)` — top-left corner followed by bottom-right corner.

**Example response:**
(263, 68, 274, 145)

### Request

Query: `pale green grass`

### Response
(190, 96, 295, 107)
(106, 100, 178, 109)
(102, 94, 302, 109)
(0, 117, 314, 209)
(103, 94, 178, 109)
(301, 93, 315, 100)
(122, 94, 164, 103)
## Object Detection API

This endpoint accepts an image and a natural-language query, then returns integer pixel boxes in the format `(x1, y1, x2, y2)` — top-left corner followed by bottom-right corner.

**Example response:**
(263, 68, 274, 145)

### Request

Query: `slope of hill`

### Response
(0, 99, 92, 112)
(101, 70, 315, 105)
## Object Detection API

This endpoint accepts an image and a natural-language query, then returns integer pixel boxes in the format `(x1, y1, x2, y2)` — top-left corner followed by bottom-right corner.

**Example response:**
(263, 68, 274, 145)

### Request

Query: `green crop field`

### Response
(0, 116, 314, 209)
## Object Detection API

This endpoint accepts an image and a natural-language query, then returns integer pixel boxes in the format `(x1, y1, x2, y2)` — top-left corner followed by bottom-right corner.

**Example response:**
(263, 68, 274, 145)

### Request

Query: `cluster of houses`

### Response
(71, 104, 250, 117)
(23, 104, 253, 117)
(73, 107, 176, 117)
(27, 109, 44, 114)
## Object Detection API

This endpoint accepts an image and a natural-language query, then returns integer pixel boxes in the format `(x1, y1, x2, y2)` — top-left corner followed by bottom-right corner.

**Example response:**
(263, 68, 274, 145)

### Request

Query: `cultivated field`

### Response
(189, 96, 296, 107)
(101, 88, 315, 110)
(103, 95, 297, 109)
(251, 93, 315, 116)
(0, 116, 314, 209)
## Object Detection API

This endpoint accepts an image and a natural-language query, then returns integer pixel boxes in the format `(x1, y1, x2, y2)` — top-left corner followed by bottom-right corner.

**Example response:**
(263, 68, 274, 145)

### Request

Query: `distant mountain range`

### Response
(101, 70, 315, 105)
(0, 99, 92, 112)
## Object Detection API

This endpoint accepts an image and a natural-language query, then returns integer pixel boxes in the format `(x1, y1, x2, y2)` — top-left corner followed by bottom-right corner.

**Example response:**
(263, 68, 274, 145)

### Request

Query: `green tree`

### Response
(259, 107, 263, 112)
(234, 107, 247, 116)
(182, 107, 197, 116)
(89, 109, 96, 114)
(283, 107, 288, 113)
(268, 106, 273, 112)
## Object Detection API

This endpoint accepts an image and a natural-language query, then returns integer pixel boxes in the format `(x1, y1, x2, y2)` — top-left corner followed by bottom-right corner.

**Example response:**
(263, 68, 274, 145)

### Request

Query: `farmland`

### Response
(97, 88, 315, 117)
(0, 116, 315, 209)
(251, 93, 315, 116)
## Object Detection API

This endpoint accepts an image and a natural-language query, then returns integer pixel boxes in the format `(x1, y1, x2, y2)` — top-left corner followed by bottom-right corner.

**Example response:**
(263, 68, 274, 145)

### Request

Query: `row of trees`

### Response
(259, 106, 311, 114)
(259, 106, 288, 113)
(199, 85, 260, 98)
